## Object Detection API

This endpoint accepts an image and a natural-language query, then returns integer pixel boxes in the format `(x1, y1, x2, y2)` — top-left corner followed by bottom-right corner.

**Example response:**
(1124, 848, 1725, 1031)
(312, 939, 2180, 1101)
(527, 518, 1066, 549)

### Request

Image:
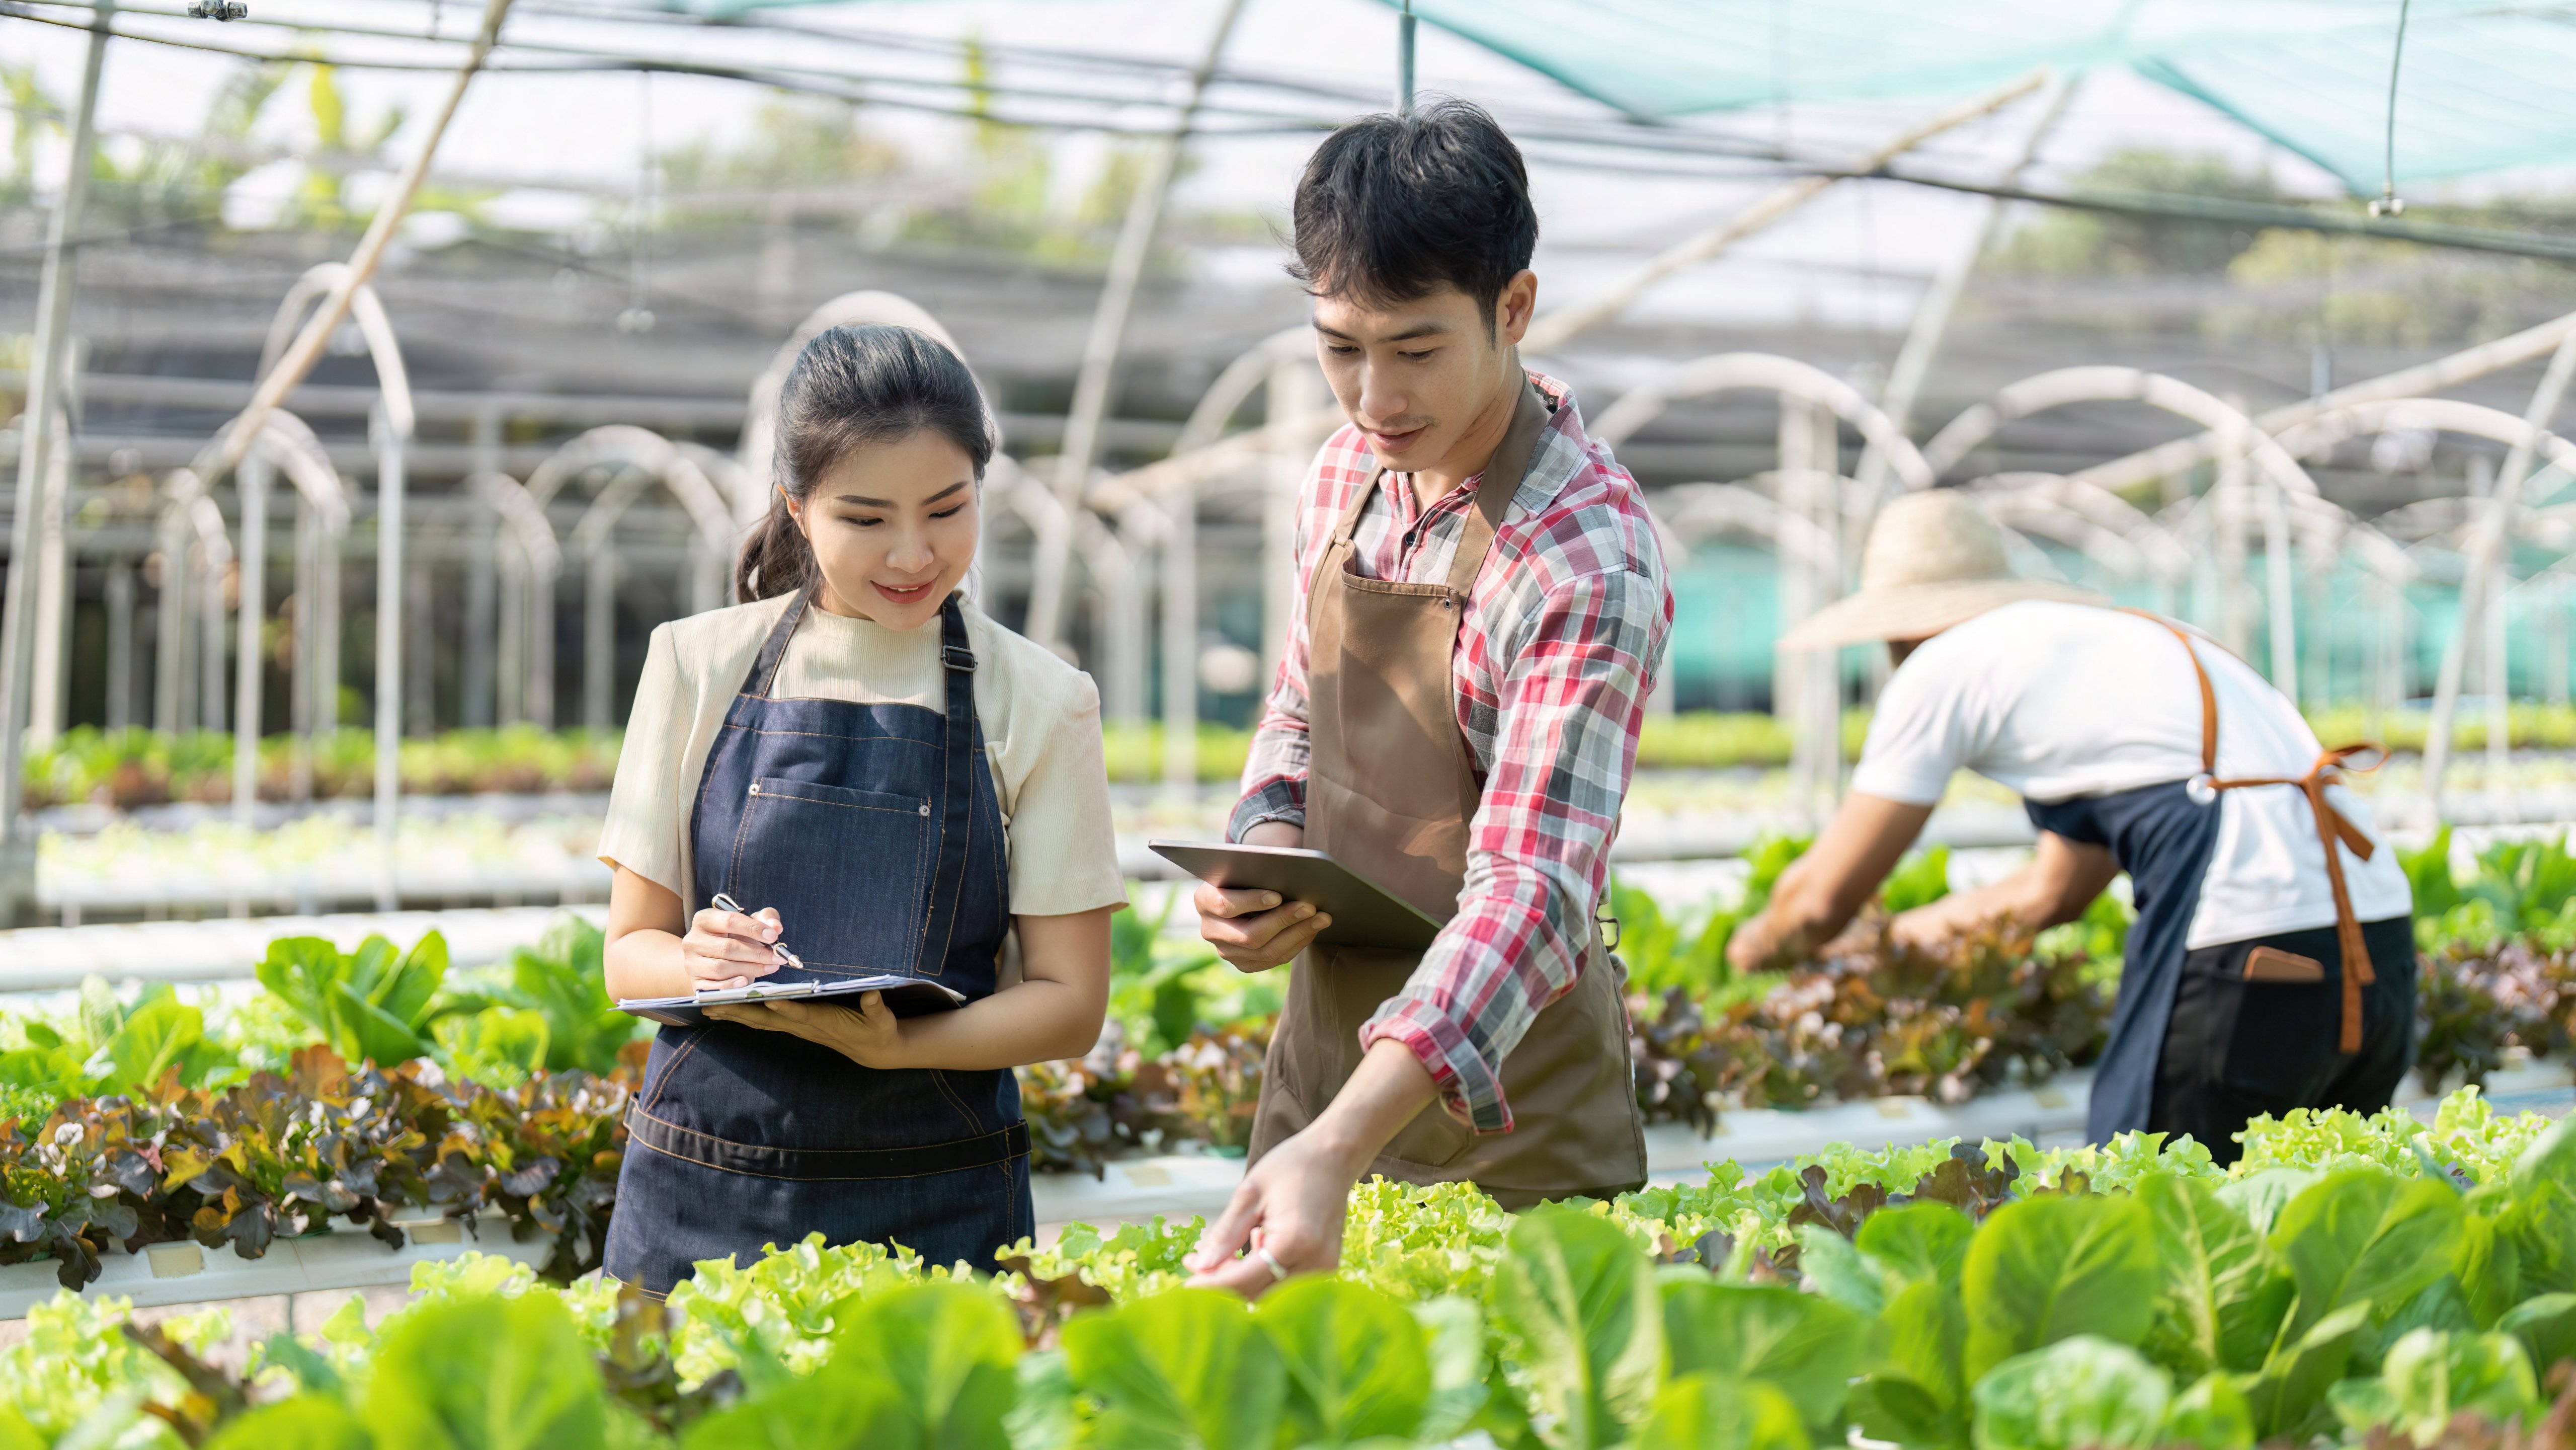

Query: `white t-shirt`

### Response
(1849, 600, 2410, 948)
(597, 591, 1129, 920)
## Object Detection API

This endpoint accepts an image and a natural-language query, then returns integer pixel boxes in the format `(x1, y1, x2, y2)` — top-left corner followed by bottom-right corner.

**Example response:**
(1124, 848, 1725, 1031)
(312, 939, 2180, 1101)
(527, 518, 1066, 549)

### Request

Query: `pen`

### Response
(709, 893, 805, 975)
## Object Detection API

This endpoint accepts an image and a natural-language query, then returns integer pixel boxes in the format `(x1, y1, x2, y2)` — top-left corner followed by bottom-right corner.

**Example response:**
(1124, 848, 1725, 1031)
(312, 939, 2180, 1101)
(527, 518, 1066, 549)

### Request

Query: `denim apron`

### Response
(604, 589, 1029, 1296)
(2053, 610, 2392, 1142)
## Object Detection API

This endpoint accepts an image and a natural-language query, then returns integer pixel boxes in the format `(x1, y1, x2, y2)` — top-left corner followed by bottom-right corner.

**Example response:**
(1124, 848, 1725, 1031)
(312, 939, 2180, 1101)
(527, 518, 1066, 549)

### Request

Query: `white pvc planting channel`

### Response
(0, 1212, 554, 1320)
(10, 1060, 2563, 1319)
(0, 905, 611, 993)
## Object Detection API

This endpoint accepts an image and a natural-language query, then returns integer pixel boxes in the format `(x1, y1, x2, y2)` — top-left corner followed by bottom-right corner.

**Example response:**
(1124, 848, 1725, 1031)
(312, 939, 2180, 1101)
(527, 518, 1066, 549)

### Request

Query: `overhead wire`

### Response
(7, 0, 2572, 265)
(3, 0, 1758, 151)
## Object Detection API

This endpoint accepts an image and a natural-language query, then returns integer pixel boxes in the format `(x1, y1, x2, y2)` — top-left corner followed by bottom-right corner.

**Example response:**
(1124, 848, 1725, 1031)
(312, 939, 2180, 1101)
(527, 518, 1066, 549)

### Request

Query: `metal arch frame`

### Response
(1591, 353, 1938, 492)
(738, 290, 997, 525)
(995, 455, 1074, 593)
(1169, 326, 1312, 462)
(1917, 366, 2328, 696)
(538, 428, 738, 577)
(1650, 479, 1839, 574)
(529, 425, 733, 526)
(259, 264, 417, 441)
(1969, 480, 2175, 590)
(467, 470, 562, 730)
(248, 411, 353, 533)
(2269, 398, 2576, 483)
(1918, 366, 2322, 499)
(247, 411, 352, 806)
(2154, 483, 2420, 583)
(1965, 472, 2195, 586)
(217, 406, 360, 819)
(148, 469, 236, 737)
(533, 426, 738, 729)
(1074, 509, 1147, 721)
(2278, 393, 2576, 815)
(1149, 325, 1311, 790)
(250, 260, 419, 897)
(2259, 396, 2574, 591)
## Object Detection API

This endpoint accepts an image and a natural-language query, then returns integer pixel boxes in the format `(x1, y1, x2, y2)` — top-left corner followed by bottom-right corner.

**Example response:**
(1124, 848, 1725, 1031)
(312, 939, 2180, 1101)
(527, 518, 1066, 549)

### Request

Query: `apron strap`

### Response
(1309, 377, 1554, 609)
(2122, 606, 2387, 1053)
(750, 587, 814, 698)
(915, 592, 980, 975)
(1445, 379, 1550, 597)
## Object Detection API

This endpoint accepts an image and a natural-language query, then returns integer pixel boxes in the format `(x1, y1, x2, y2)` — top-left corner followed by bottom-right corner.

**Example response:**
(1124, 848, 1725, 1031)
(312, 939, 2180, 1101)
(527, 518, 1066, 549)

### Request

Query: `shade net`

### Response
(1380, 0, 2576, 195)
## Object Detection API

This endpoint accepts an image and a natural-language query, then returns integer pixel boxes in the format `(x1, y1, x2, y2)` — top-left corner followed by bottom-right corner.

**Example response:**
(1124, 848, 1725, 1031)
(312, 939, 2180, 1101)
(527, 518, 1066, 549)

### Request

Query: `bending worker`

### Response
(1726, 490, 2413, 1160)
(1183, 101, 1670, 1295)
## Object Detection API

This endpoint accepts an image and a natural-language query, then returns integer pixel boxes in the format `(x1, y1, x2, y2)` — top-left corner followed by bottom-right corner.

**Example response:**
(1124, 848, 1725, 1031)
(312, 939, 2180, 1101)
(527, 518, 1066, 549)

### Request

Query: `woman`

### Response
(596, 324, 1123, 1295)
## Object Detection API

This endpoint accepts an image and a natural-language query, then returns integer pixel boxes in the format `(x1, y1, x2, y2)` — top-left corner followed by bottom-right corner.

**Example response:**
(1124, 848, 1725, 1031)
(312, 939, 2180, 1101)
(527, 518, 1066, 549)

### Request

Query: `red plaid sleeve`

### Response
(1359, 563, 1665, 1131)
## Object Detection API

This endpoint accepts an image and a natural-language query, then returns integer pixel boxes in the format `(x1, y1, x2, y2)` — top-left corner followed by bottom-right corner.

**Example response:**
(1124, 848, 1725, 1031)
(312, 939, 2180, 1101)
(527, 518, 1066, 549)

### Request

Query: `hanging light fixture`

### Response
(2368, 0, 2412, 218)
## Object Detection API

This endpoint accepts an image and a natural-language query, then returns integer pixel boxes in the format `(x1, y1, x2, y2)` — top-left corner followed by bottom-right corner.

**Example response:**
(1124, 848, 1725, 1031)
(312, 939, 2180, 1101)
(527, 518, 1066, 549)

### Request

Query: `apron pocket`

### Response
(2219, 976, 2340, 1104)
(733, 777, 931, 974)
(1383, 1100, 1476, 1169)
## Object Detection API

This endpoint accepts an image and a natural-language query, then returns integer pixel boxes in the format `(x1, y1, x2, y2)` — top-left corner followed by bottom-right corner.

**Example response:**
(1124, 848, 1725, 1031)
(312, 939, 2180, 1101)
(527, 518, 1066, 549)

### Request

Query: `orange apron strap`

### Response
(2120, 607, 2384, 1054)
(2120, 606, 2218, 780)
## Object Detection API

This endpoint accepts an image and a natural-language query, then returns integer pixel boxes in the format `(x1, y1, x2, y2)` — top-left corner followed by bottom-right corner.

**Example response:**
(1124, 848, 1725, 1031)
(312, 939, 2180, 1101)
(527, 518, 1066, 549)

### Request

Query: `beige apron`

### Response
(1245, 382, 1648, 1209)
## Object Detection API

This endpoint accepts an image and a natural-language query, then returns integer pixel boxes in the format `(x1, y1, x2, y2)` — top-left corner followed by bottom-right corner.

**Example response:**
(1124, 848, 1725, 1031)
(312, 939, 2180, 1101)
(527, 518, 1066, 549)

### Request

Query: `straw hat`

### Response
(1778, 489, 2105, 650)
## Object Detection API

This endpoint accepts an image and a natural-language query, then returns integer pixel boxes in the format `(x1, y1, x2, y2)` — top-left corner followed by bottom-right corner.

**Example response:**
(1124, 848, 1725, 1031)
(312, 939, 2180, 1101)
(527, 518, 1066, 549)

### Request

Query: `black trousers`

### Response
(2150, 915, 2417, 1166)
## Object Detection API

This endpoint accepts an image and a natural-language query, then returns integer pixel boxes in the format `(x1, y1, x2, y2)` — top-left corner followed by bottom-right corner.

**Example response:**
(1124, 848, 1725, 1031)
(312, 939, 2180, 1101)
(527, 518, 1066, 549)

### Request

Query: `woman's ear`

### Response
(782, 492, 810, 541)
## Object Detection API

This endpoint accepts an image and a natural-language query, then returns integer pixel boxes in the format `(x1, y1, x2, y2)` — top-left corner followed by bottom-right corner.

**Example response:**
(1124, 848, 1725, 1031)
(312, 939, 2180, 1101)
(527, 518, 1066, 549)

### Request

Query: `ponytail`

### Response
(734, 324, 994, 604)
(735, 492, 816, 602)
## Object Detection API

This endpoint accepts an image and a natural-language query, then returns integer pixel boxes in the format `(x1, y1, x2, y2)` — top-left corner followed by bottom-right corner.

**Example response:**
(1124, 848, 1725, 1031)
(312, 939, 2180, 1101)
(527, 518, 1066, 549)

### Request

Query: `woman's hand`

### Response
(682, 905, 784, 991)
(705, 993, 907, 1068)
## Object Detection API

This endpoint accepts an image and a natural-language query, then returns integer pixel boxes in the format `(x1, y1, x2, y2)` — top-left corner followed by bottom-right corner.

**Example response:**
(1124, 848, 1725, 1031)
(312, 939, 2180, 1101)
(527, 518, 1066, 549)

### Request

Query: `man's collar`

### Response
(1380, 369, 1589, 517)
(1503, 370, 1586, 515)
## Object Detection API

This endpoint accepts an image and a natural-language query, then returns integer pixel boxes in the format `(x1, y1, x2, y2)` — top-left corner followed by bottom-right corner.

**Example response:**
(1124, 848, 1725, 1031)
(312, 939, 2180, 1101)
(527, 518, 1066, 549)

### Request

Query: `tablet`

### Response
(1147, 841, 1445, 952)
(616, 973, 967, 1029)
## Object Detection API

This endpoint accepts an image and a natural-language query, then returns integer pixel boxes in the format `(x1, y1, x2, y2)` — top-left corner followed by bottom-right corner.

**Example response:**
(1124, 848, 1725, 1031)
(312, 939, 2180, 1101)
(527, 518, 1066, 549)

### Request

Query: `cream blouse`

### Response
(595, 591, 1129, 919)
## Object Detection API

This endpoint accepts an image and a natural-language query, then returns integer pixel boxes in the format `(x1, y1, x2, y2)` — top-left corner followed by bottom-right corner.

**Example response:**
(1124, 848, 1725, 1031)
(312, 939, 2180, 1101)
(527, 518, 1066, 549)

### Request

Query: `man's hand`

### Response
(1724, 908, 1804, 975)
(1887, 832, 2118, 951)
(1197, 821, 1333, 973)
(1181, 1124, 1356, 1297)
(1725, 793, 1936, 975)
(1185, 1039, 1438, 1300)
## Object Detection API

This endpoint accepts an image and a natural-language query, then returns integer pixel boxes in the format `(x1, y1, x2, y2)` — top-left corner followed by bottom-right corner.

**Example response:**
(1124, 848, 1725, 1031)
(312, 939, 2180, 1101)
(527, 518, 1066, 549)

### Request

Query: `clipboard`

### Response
(616, 973, 967, 1028)
(1147, 840, 1445, 952)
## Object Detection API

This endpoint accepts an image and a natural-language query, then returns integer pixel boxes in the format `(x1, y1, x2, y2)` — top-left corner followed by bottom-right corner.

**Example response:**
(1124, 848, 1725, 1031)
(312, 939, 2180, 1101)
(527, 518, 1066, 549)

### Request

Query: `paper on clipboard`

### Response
(616, 973, 966, 1028)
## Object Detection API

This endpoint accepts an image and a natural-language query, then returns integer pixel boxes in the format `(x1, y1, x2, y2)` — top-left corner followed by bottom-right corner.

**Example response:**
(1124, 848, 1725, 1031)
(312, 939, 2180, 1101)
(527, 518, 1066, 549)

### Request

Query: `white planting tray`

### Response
(9, 1062, 2566, 1319)
(0, 1212, 553, 1320)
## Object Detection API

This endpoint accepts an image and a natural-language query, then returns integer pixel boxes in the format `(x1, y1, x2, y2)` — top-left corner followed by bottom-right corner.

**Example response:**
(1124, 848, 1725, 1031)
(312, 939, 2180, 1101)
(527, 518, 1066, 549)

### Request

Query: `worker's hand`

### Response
(1887, 901, 1970, 952)
(1183, 1125, 1352, 1300)
(705, 992, 906, 1068)
(1725, 908, 1802, 975)
(1186, 1039, 1435, 1301)
(683, 905, 783, 990)
(1197, 822, 1331, 973)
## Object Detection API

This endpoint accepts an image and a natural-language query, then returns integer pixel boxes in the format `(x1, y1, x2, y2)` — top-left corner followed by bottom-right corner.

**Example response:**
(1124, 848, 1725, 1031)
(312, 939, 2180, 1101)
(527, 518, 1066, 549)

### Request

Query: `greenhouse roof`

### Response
(1383, 0, 2576, 197)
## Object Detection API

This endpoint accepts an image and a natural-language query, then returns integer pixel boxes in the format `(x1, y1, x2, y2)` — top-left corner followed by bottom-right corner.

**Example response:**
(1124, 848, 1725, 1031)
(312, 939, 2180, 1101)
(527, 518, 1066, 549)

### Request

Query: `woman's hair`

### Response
(735, 324, 995, 602)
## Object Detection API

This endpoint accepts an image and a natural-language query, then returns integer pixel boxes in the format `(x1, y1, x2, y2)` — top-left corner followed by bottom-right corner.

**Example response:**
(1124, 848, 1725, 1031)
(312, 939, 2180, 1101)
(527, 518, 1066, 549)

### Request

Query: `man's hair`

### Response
(1287, 99, 1537, 329)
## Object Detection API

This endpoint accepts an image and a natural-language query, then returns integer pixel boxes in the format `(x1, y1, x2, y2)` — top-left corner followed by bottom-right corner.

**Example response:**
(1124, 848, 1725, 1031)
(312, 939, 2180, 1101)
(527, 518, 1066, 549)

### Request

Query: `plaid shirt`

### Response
(1229, 371, 1671, 1135)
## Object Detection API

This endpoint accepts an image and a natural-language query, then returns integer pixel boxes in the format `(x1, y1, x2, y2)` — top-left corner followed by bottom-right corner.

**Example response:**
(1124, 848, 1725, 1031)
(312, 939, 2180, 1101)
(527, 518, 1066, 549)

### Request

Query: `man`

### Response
(1726, 489, 2414, 1160)
(1182, 101, 1670, 1296)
